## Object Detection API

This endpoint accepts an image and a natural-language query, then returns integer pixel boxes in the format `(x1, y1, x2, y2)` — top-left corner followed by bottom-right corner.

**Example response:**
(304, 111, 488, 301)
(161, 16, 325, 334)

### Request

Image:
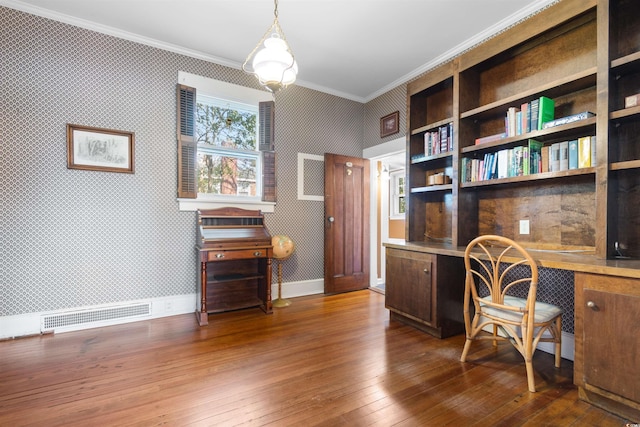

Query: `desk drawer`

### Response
(206, 248, 269, 261)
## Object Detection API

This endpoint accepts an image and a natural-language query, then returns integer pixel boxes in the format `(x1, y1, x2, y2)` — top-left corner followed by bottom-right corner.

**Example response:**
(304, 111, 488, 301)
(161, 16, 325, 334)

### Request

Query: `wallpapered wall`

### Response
(1, 5, 576, 335)
(0, 6, 366, 317)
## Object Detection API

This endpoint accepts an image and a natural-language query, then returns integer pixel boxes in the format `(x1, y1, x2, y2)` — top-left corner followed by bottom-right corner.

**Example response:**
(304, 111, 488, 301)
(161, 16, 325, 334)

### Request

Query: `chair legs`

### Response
(525, 357, 536, 392)
(460, 338, 472, 362)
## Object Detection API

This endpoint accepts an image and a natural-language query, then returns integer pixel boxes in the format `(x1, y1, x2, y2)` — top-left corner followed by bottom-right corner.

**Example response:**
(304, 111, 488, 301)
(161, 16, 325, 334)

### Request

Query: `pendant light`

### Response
(242, 0, 298, 93)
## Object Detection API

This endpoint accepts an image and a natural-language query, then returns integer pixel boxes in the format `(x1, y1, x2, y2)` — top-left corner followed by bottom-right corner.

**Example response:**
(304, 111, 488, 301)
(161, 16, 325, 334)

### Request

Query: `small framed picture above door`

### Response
(380, 111, 399, 138)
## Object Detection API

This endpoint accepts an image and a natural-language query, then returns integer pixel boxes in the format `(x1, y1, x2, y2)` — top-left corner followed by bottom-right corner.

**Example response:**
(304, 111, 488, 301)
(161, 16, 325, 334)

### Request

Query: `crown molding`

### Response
(363, 0, 559, 103)
(2, 0, 559, 104)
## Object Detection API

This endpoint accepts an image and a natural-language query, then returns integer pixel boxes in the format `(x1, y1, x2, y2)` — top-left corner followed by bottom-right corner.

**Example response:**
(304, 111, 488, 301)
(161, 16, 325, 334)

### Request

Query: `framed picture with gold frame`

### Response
(67, 124, 135, 173)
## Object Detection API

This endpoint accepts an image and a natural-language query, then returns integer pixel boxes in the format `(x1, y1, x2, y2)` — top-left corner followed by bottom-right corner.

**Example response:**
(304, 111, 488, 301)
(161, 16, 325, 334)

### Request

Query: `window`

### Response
(196, 95, 260, 198)
(176, 72, 275, 212)
(390, 170, 406, 219)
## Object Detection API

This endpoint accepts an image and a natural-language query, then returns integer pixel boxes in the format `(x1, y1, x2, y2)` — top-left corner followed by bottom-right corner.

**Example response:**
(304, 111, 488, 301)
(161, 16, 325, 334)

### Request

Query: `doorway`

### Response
(363, 137, 406, 294)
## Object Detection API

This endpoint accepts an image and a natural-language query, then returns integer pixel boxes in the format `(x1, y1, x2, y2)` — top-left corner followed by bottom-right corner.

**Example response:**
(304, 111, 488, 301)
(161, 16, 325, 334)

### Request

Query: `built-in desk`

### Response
(385, 241, 640, 278)
(384, 241, 640, 421)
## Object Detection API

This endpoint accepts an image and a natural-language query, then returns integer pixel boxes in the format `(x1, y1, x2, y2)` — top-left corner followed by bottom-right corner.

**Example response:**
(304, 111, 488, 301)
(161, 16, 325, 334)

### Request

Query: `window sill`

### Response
(178, 198, 276, 213)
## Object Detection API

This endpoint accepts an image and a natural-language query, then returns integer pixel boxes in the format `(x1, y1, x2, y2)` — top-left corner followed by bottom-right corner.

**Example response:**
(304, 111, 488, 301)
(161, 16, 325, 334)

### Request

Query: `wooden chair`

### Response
(460, 235, 562, 392)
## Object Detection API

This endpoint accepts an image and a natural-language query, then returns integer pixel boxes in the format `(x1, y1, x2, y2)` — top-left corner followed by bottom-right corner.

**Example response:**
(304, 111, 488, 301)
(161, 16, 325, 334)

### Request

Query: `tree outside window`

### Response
(195, 96, 261, 197)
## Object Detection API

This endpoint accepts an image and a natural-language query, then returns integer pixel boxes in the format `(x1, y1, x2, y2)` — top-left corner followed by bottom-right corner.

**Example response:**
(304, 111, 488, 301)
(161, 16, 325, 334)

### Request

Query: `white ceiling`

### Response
(2, 0, 556, 103)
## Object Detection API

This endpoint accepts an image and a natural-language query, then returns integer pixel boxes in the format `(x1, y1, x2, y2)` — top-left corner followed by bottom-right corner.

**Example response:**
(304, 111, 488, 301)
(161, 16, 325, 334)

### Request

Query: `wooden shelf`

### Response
(610, 106, 640, 121)
(410, 152, 452, 165)
(210, 274, 264, 284)
(462, 117, 597, 154)
(460, 68, 597, 120)
(410, 117, 453, 136)
(460, 168, 595, 188)
(410, 184, 453, 193)
(610, 51, 640, 71)
(610, 160, 640, 171)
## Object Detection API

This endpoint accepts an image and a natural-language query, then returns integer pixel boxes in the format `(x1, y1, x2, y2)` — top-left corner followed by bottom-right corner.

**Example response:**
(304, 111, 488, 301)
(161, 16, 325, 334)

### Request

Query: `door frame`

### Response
(363, 137, 406, 289)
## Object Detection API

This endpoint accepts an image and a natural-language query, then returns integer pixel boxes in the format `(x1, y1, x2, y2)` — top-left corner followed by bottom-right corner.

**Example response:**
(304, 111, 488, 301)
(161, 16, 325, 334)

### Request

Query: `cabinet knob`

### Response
(586, 301, 598, 310)
(254, 251, 262, 257)
(423, 268, 429, 274)
(215, 253, 225, 259)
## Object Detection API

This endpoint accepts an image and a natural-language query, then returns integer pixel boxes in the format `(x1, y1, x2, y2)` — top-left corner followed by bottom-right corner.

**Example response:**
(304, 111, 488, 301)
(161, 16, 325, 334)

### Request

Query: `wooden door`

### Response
(583, 288, 640, 403)
(324, 153, 370, 294)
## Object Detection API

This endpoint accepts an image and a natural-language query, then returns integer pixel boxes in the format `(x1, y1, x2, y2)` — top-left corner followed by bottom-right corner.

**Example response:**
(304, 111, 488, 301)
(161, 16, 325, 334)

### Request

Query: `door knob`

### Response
(328, 216, 334, 223)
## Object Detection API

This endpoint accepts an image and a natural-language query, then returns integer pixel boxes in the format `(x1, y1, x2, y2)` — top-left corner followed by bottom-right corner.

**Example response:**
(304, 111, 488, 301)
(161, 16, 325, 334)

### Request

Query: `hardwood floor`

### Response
(0, 290, 630, 426)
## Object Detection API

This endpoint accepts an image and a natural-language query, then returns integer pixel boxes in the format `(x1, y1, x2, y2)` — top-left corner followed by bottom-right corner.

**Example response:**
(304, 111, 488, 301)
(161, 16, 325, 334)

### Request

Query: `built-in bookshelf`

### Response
(606, 0, 640, 259)
(407, 63, 455, 243)
(405, 0, 640, 258)
(398, 2, 640, 418)
(405, 0, 640, 255)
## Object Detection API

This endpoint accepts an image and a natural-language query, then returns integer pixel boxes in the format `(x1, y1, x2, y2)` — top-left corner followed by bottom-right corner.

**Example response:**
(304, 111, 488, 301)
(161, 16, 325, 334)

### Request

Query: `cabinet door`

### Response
(385, 249, 433, 324)
(583, 288, 640, 403)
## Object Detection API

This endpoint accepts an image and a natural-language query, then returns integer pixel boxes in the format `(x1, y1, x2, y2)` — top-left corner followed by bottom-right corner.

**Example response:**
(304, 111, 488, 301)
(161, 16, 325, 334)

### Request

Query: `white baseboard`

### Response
(0, 279, 327, 340)
(272, 278, 324, 299)
(0, 294, 196, 340)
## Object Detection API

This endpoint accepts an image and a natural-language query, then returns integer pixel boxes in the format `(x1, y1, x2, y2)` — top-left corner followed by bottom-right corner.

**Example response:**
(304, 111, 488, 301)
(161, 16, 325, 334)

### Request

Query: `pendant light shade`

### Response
(243, 0, 298, 93)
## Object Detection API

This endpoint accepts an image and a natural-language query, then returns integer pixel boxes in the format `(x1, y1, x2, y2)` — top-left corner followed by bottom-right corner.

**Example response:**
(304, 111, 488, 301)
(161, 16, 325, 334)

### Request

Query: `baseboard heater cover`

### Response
(40, 302, 152, 332)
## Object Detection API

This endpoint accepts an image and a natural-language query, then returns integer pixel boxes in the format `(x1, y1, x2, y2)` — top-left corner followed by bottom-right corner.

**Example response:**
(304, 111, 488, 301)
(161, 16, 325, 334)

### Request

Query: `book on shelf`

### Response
(542, 111, 595, 129)
(475, 132, 507, 145)
(568, 140, 579, 170)
(541, 145, 550, 173)
(528, 139, 544, 174)
(497, 149, 509, 179)
(521, 102, 530, 133)
(460, 158, 467, 183)
(530, 98, 539, 132)
(559, 140, 569, 171)
(506, 107, 516, 137)
(590, 135, 596, 166)
(537, 96, 554, 130)
(578, 136, 591, 168)
(424, 124, 453, 156)
(512, 146, 524, 176)
(550, 143, 560, 172)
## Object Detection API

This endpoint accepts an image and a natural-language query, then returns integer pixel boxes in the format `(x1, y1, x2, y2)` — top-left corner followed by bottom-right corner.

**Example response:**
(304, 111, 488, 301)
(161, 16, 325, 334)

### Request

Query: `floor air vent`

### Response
(41, 303, 152, 332)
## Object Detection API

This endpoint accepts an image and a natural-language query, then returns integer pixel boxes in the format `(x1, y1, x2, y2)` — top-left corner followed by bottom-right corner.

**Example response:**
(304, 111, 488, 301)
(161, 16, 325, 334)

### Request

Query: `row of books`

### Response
(462, 139, 542, 182)
(461, 136, 596, 183)
(424, 123, 453, 157)
(474, 96, 555, 145)
(548, 136, 596, 172)
(505, 96, 555, 137)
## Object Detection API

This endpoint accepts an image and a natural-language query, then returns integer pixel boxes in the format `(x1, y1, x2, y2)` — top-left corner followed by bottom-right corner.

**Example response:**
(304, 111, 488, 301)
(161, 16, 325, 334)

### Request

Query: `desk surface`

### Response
(384, 241, 640, 280)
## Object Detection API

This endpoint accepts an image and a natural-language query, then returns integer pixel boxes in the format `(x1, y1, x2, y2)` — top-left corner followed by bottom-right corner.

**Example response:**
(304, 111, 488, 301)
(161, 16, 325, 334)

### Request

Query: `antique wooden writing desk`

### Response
(196, 208, 273, 326)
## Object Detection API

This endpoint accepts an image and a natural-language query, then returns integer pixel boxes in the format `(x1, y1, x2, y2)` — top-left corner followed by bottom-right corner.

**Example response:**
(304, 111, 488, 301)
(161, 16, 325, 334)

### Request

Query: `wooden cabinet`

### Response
(195, 208, 273, 326)
(575, 272, 640, 421)
(385, 247, 465, 338)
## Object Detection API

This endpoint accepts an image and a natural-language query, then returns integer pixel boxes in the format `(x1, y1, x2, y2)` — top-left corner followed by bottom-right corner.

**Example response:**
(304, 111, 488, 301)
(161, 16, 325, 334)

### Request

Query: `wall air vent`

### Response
(40, 303, 152, 333)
